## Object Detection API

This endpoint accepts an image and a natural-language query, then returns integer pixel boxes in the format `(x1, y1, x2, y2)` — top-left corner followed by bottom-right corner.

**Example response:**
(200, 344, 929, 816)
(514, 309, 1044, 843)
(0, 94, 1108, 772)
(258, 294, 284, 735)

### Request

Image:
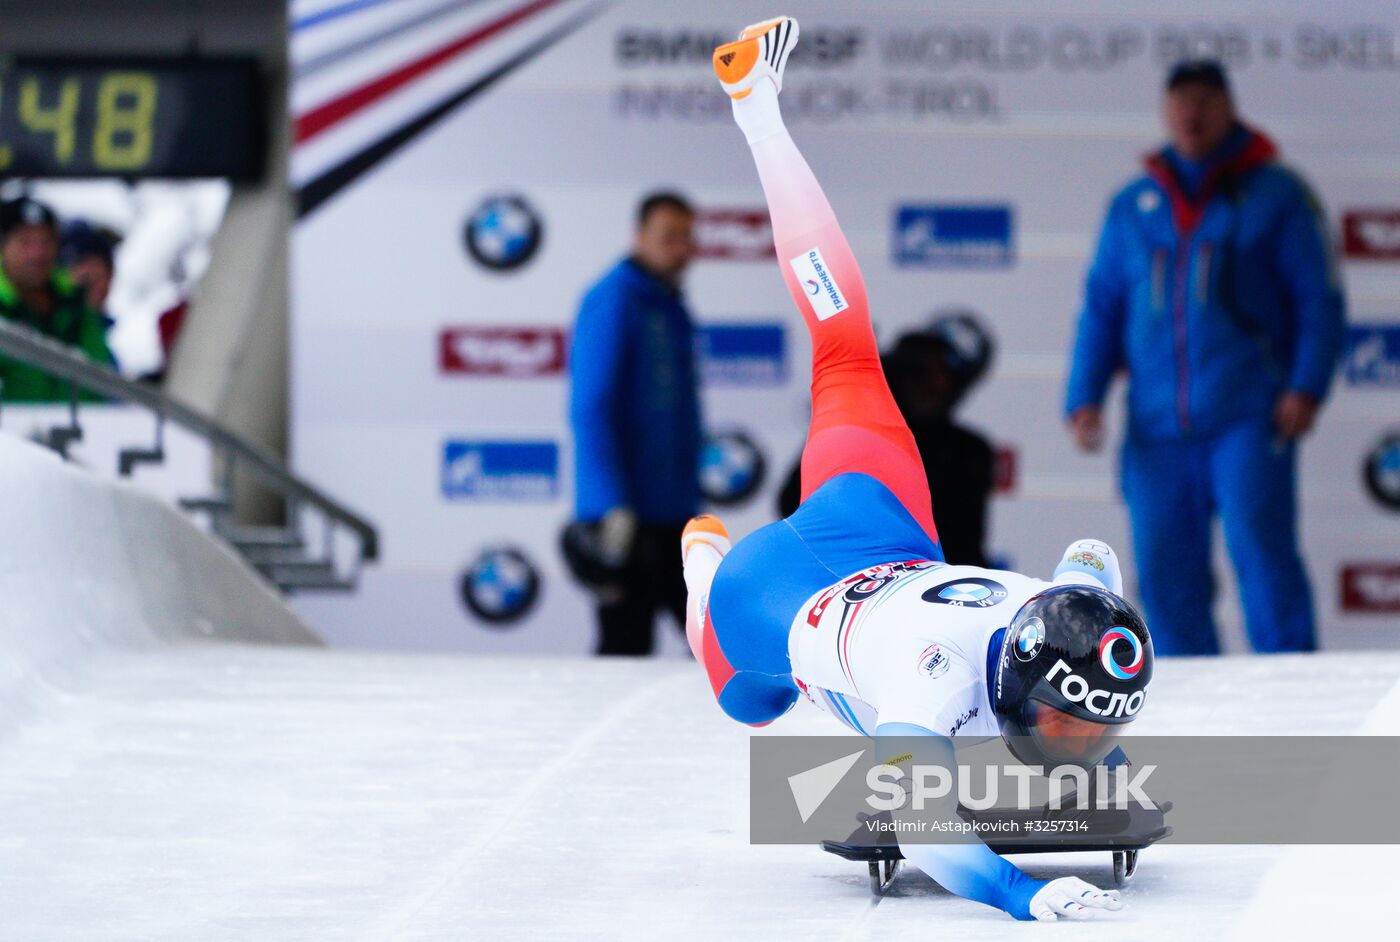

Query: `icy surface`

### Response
(10, 395, 1391, 936)
(1, 647, 1398, 940)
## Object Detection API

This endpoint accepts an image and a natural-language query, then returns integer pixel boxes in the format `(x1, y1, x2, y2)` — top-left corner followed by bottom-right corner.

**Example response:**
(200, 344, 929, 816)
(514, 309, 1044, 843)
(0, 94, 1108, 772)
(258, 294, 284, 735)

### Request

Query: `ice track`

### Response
(2, 650, 1399, 940)
(2, 435, 1398, 939)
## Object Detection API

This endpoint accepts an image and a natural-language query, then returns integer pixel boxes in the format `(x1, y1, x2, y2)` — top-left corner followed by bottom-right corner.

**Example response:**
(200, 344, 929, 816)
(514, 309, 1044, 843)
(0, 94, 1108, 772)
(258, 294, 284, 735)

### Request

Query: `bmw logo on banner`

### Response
(1364, 433, 1400, 511)
(459, 546, 541, 626)
(700, 430, 766, 506)
(463, 194, 543, 271)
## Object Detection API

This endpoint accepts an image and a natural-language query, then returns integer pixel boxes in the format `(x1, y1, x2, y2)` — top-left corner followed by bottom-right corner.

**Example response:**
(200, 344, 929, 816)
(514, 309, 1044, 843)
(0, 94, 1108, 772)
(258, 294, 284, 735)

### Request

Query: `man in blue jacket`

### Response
(1065, 61, 1346, 655)
(569, 192, 703, 655)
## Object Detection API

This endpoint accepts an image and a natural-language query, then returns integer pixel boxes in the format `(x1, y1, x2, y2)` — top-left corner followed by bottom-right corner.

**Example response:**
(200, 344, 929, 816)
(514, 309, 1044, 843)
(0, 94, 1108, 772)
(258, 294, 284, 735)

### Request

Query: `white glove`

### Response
(1028, 877, 1123, 922)
(598, 506, 638, 567)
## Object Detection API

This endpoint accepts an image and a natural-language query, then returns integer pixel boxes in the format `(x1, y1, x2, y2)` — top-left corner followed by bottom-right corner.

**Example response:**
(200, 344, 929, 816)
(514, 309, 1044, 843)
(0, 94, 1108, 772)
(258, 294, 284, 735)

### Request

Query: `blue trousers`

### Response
(707, 473, 943, 725)
(1121, 418, 1315, 655)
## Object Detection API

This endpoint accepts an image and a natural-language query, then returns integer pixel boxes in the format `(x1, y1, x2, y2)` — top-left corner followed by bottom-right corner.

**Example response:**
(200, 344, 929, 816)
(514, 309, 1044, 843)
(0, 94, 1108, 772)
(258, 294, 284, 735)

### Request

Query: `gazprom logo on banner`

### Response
(1344, 325, 1400, 387)
(442, 441, 558, 501)
(894, 204, 1014, 267)
(696, 324, 787, 386)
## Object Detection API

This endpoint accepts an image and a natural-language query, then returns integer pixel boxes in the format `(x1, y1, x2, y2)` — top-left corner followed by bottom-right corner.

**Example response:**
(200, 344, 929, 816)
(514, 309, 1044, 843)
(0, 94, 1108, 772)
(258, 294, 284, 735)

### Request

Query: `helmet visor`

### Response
(1025, 699, 1129, 766)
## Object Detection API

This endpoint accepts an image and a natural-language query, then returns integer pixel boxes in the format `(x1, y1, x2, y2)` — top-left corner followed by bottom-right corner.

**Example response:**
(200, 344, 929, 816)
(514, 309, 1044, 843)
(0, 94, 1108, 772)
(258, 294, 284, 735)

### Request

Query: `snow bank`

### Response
(0, 430, 317, 729)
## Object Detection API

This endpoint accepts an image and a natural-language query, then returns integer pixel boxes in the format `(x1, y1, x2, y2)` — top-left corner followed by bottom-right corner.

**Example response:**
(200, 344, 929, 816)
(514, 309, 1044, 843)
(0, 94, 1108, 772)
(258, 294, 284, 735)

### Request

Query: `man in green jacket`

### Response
(0, 197, 116, 402)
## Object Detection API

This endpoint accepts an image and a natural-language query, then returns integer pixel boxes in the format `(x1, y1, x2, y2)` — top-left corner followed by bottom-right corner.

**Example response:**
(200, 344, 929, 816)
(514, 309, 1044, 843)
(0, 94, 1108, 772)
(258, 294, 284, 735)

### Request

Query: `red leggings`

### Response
(748, 129, 937, 540)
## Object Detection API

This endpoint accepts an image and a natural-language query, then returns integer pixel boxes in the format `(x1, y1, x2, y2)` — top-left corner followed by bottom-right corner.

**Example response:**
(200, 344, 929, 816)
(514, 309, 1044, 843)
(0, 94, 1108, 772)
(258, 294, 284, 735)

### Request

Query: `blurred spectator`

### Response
(567, 192, 702, 656)
(18, 179, 230, 378)
(0, 198, 115, 402)
(59, 221, 119, 322)
(778, 312, 996, 566)
(1064, 60, 1346, 655)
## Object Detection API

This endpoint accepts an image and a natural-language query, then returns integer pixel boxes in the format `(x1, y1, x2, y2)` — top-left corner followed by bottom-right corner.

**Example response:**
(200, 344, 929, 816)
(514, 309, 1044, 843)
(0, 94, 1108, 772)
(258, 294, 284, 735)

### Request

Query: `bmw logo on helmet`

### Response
(1013, 616, 1045, 661)
(700, 430, 766, 506)
(1364, 432, 1400, 511)
(463, 194, 543, 271)
(459, 546, 541, 626)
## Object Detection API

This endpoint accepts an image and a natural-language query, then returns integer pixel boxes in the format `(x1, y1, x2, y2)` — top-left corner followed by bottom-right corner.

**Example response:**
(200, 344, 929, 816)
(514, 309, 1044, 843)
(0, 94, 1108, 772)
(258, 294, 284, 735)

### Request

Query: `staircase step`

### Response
(221, 525, 304, 549)
(260, 559, 355, 593)
(237, 543, 317, 565)
(179, 496, 232, 514)
(256, 559, 337, 582)
(119, 447, 165, 477)
(279, 577, 357, 593)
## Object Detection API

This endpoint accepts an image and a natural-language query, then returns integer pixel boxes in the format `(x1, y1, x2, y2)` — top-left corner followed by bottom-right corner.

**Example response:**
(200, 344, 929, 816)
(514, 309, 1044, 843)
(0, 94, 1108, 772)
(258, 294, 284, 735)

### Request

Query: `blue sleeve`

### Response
(569, 282, 629, 520)
(1065, 194, 1130, 417)
(875, 722, 1046, 921)
(1273, 178, 1347, 401)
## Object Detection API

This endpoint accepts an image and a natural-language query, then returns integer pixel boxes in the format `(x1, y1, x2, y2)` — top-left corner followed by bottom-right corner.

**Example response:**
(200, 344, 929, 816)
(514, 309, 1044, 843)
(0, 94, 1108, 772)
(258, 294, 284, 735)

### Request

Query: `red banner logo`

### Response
(1343, 210, 1400, 260)
(440, 327, 566, 376)
(1340, 564, 1400, 613)
(694, 208, 775, 261)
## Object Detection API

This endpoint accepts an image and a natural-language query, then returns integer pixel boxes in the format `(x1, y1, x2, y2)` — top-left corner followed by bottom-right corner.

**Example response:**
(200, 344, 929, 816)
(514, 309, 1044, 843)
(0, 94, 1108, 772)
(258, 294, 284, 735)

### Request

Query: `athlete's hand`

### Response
(1274, 391, 1319, 441)
(1028, 877, 1123, 921)
(1068, 406, 1104, 453)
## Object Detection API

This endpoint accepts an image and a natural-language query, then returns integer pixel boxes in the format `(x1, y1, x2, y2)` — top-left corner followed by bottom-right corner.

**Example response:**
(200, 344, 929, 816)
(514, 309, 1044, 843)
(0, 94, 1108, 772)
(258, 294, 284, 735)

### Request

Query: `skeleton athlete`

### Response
(680, 16, 1156, 922)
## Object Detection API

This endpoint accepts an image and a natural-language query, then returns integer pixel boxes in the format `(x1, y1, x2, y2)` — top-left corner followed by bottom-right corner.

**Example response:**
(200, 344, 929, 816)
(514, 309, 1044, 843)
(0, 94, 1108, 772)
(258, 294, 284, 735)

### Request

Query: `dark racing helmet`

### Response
(992, 584, 1152, 768)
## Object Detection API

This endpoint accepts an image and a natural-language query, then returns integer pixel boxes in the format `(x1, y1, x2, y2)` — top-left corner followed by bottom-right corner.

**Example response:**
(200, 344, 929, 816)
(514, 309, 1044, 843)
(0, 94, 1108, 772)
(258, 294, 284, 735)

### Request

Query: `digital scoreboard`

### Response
(0, 57, 265, 180)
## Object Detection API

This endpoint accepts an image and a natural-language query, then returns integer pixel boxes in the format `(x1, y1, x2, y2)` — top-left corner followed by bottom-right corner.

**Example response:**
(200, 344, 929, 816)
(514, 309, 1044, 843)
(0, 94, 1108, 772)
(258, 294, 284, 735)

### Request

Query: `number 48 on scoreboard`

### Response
(0, 57, 265, 181)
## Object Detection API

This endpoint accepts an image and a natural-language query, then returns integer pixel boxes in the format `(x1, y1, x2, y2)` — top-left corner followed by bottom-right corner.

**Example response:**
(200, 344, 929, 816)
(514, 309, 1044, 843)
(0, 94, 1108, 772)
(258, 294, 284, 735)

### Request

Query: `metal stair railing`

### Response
(0, 318, 377, 593)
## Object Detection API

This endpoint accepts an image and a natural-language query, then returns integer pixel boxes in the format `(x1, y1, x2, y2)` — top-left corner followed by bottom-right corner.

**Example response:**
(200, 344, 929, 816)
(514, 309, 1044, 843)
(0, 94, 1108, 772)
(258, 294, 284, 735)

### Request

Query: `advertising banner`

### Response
(289, 0, 1400, 652)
